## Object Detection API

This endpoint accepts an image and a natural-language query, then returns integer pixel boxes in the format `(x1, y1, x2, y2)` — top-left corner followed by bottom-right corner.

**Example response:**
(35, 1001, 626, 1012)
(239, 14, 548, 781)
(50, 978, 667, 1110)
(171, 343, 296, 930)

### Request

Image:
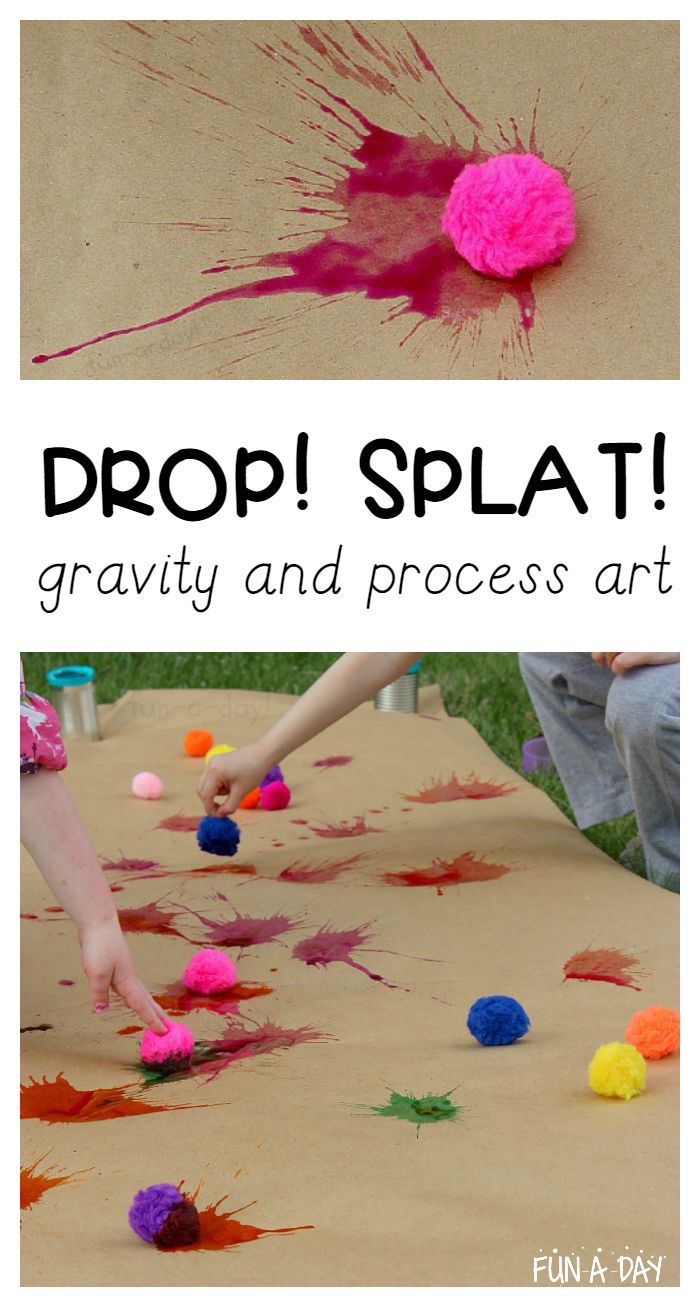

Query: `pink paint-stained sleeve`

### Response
(20, 660, 67, 775)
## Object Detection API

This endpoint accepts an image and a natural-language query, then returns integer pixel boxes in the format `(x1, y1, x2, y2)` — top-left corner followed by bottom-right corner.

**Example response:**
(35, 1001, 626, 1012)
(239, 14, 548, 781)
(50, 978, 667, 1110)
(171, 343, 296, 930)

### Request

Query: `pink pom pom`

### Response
(260, 780, 291, 811)
(140, 1018, 194, 1072)
(441, 153, 576, 279)
(182, 948, 237, 995)
(131, 771, 164, 800)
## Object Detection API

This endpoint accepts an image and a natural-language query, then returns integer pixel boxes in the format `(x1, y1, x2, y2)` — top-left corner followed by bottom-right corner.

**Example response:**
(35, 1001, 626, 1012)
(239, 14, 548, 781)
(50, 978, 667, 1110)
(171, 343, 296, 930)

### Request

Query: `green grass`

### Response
(22, 651, 638, 868)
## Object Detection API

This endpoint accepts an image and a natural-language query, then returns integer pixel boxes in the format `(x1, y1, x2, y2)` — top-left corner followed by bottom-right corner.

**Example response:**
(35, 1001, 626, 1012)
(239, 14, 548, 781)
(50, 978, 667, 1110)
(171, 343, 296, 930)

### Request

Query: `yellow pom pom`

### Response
(588, 1041, 646, 1100)
(204, 743, 237, 765)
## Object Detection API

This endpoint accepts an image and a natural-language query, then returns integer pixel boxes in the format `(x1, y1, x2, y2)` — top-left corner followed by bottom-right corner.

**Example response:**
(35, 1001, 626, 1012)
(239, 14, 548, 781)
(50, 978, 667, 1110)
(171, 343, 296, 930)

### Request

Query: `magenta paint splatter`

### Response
(30, 24, 570, 377)
(312, 755, 353, 770)
(102, 855, 163, 873)
(58, 979, 75, 987)
(292, 920, 423, 990)
(278, 854, 366, 884)
(309, 815, 381, 840)
(184, 894, 304, 950)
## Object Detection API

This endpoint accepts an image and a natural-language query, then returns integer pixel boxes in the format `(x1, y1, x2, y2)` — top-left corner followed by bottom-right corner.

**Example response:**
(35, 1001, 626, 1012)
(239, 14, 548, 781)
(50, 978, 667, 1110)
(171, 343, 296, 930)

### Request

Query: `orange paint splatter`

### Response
(154, 980, 273, 1017)
(563, 947, 646, 991)
(157, 813, 201, 832)
(383, 849, 513, 887)
(157, 1183, 312, 1253)
(20, 1154, 87, 1212)
(117, 899, 189, 939)
(20, 1073, 201, 1124)
(403, 773, 517, 803)
(117, 1024, 142, 1036)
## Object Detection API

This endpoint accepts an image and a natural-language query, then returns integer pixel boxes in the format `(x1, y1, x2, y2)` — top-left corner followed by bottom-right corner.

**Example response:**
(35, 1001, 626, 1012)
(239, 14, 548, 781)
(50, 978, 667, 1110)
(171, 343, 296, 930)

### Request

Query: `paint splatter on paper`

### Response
(157, 1183, 312, 1253)
(155, 979, 273, 1017)
(383, 849, 513, 887)
(277, 853, 366, 884)
(20, 1072, 200, 1124)
(102, 855, 163, 873)
(185, 895, 304, 949)
(309, 815, 381, 840)
(313, 755, 353, 769)
(292, 920, 423, 990)
(365, 1089, 462, 1136)
(403, 773, 517, 803)
(31, 22, 575, 378)
(20, 1154, 88, 1212)
(562, 946, 646, 991)
(156, 813, 202, 833)
(139, 1017, 331, 1084)
(117, 899, 190, 940)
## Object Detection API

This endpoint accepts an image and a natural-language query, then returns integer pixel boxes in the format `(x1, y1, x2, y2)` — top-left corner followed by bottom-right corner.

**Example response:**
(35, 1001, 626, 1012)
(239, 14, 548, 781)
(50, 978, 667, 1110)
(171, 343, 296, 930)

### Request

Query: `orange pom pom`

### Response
(240, 787, 261, 810)
(183, 730, 214, 758)
(624, 1006, 680, 1059)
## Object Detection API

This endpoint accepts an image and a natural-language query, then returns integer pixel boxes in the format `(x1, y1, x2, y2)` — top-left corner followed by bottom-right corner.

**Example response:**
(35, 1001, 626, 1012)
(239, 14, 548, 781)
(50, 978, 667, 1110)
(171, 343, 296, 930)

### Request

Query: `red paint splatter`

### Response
(117, 899, 189, 940)
(309, 815, 381, 839)
(32, 25, 550, 375)
(117, 1024, 142, 1036)
(312, 755, 353, 769)
(383, 849, 513, 887)
(193, 1016, 332, 1081)
(157, 1183, 312, 1253)
(20, 1073, 200, 1123)
(403, 773, 517, 803)
(20, 1154, 88, 1212)
(278, 854, 365, 884)
(292, 920, 412, 989)
(156, 813, 201, 832)
(102, 854, 162, 873)
(21, 914, 39, 920)
(562, 947, 647, 991)
(155, 980, 273, 1017)
(291, 819, 309, 825)
(58, 979, 75, 986)
(185, 896, 304, 949)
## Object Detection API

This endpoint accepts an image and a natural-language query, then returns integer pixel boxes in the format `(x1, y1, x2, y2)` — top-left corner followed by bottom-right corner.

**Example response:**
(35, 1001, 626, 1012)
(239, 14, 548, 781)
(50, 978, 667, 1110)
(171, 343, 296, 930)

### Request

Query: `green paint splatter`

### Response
(365, 1089, 462, 1135)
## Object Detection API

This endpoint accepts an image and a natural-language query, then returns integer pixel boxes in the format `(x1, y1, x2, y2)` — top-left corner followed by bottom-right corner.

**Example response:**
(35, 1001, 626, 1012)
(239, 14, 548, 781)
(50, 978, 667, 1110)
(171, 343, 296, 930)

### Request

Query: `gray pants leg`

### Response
(519, 654, 679, 887)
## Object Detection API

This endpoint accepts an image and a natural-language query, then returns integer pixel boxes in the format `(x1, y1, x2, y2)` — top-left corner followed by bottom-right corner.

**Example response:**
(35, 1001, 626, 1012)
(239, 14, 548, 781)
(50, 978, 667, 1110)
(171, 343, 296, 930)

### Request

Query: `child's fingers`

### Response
(115, 975, 168, 1033)
(215, 781, 247, 816)
(85, 964, 112, 1014)
(197, 765, 228, 815)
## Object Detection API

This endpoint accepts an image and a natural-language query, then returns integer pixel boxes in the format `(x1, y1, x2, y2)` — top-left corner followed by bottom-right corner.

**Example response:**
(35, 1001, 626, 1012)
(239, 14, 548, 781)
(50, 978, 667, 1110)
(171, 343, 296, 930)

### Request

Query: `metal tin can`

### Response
(375, 660, 421, 713)
(46, 665, 101, 740)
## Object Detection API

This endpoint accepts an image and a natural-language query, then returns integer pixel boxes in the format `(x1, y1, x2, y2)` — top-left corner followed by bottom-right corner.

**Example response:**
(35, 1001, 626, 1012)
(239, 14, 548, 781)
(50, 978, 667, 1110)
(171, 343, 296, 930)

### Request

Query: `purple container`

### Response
(522, 735, 554, 775)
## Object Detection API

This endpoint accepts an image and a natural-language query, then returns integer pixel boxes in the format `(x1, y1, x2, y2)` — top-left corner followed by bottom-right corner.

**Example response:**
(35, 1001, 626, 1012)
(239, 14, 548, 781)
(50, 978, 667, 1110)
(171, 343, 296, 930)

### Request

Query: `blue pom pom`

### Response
(197, 815, 241, 858)
(466, 995, 530, 1046)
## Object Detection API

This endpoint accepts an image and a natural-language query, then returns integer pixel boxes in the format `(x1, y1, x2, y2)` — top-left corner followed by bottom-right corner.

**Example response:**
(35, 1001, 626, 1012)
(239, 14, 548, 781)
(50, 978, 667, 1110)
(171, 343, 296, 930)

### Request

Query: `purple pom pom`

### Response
(128, 1184, 184, 1243)
(260, 765, 284, 789)
(196, 815, 241, 857)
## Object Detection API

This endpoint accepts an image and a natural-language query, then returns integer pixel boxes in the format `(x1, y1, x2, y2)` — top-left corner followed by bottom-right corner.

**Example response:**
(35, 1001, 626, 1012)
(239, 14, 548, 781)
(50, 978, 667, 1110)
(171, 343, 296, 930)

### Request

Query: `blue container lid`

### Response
(406, 660, 421, 675)
(46, 664, 95, 688)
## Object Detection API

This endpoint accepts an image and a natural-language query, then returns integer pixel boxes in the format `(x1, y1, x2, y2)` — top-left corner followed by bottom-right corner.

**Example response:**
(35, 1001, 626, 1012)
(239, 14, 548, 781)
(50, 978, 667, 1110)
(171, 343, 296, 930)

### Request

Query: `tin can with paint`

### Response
(46, 665, 101, 740)
(375, 660, 421, 714)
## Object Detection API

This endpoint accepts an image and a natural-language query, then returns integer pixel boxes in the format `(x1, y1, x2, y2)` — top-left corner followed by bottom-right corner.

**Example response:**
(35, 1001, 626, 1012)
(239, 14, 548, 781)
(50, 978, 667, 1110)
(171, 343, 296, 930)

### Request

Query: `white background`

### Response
(19, 380, 683, 649)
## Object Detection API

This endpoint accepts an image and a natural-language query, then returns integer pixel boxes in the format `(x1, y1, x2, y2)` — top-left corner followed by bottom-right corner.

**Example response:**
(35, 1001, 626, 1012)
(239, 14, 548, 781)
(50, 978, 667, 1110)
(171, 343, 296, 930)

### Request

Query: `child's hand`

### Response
(79, 918, 168, 1033)
(592, 652, 679, 674)
(197, 742, 270, 816)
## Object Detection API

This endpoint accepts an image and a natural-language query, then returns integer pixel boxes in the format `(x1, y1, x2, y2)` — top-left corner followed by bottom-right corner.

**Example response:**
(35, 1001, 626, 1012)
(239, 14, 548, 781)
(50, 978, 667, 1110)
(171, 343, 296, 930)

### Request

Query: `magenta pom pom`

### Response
(128, 1184, 200, 1247)
(442, 153, 576, 279)
(131, 771, 164, 800)
(140, 1018, 194, 1074)
(260, 780, 291, 811)
(183, 948, 237, 995)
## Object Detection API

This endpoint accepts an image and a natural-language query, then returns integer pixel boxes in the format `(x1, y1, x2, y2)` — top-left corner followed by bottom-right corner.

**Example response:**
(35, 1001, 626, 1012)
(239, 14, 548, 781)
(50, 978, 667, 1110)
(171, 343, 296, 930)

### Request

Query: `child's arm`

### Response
(21, 770, 167, 1032)
(198, 652, 421, 815)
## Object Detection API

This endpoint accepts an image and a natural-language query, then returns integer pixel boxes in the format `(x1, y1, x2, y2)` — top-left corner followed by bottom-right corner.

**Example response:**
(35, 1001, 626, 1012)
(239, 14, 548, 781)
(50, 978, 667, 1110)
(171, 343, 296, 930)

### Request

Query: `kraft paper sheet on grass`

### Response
(21, 20, 678, 381)
(21, 686, 679, 1287)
